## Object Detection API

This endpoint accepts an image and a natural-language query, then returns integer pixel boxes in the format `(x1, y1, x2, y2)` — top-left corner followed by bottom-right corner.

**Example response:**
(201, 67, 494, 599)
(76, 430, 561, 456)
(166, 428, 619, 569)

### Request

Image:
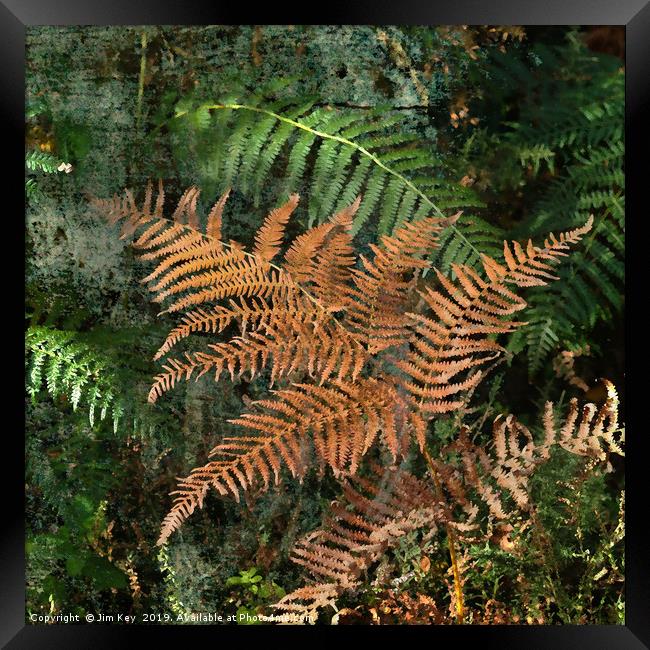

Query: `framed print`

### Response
(3, 1, 646, 647)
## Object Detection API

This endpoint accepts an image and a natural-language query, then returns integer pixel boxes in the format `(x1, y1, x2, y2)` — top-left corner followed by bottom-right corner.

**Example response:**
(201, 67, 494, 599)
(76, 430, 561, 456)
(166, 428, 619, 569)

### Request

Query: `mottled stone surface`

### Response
(26, 26, 455, 326)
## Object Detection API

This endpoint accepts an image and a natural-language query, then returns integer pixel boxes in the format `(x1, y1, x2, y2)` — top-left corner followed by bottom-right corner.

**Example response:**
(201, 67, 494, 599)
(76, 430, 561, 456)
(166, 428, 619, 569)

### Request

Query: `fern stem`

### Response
(422, 447, 465, 624)
(173, 103, 481, 258)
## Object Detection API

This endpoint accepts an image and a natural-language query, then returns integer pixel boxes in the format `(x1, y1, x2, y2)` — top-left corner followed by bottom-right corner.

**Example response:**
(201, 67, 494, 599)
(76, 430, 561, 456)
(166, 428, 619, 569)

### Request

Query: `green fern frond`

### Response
(171, 95, 487, 262)
(434, 214, 505, 276)
(25, 326, 153, 433)
(25, 150, 64, 174)
(26, 178, 39, 199)
(499, 43, 624, 375)
(512, 311, 561, 376)
(25, 149, 72, 204)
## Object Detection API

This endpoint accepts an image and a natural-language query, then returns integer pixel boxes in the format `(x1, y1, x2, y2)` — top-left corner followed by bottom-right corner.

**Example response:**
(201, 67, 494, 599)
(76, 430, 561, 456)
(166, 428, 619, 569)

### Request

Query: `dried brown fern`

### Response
(432, 379, 622, 525)
(395, 216, 594, 416)
(270, 464, 447, 623)
(273, 385, 622, 622)
(95, 181, 594, 558)
(553, 345, 591, 392)
(95, 181, 366, 407)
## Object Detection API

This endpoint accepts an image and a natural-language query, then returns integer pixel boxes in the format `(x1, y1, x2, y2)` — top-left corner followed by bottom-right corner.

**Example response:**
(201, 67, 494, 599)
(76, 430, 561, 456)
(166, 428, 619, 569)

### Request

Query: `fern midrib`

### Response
(172, 103, 481, 260)
(422, 446, 465, 623)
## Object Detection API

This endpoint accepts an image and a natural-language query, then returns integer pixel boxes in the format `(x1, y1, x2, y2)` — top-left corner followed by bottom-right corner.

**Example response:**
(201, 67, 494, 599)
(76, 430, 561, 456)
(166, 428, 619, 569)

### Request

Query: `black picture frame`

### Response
(5, 2, 646, 647)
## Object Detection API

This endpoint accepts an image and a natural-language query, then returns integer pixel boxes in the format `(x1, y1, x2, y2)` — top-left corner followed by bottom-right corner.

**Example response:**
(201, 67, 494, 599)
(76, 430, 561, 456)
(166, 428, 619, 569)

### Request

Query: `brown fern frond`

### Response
(148, 333, 282, 403)
(152, 291, 316, 362)
(164, 313, 319, 387)
(553, 345, 591, 392)
(93, 180, 164, 239)
(272, 465, 445, 621)
(157, 424, 310, 545)
(148, 355, 201, 403)
(266, 584, 341, 624)
(308, 199, 360, 308)
(149, 296, 366, 400)
(284, 221, 337, 284)
(206, 187, 229, 241)
(171, 186, 200, 227)
(434, 381, 623, 523)
(95, 183, 366, 380)
(94, 182, 299, 317)
(253, 194, 299, 262)
(156, 380, 426, 544)
(97, 182, 596, 556)
(156, 263, 287, 313)
(546, 378, 622, 459)
(153, 297, 275, 360)
(226, 380, 412, 476)
(272, 385, 621, 623)
(397, 219, 593, 415)
(141, 238, 244, 289)
(343, 215, 450, 354)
